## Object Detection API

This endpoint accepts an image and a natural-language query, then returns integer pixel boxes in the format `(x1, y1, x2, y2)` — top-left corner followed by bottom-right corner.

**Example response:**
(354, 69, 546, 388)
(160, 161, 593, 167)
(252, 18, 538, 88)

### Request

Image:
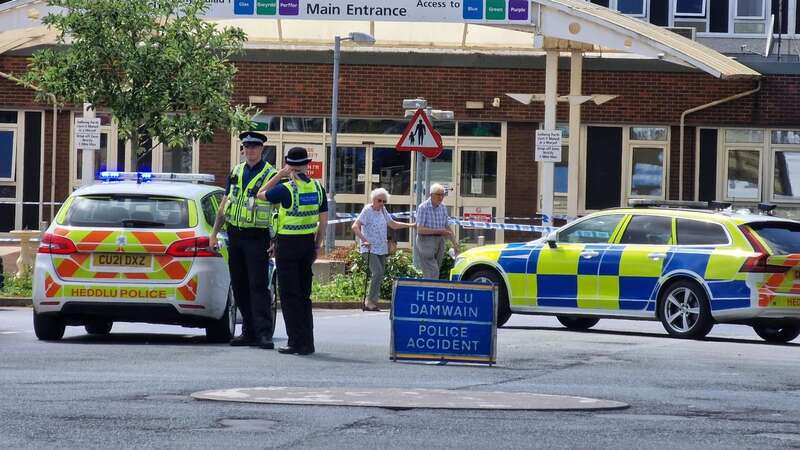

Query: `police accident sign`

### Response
(204, 0, 531, 24)
(391, 279, 497, 365)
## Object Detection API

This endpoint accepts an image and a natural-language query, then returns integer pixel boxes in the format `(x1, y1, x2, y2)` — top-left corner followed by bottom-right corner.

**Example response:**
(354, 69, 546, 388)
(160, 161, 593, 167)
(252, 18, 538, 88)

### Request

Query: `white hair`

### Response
(429, 183, 446, 195)
(370, 187, 390, 202)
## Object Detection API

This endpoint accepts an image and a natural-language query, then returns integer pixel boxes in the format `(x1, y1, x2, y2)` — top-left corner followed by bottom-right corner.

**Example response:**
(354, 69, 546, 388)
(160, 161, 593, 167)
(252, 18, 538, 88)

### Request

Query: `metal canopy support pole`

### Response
(541, 50, 558, 229)
(80, 103, 95, 187)
(326, 36, 341, 254)
(567, 50, 583, 219)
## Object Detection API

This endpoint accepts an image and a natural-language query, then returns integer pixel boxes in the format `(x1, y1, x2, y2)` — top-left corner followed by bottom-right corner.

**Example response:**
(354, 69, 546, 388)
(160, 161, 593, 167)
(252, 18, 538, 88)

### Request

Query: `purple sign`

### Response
(508, 0, 529, 20)
(279, 0, 299, 15)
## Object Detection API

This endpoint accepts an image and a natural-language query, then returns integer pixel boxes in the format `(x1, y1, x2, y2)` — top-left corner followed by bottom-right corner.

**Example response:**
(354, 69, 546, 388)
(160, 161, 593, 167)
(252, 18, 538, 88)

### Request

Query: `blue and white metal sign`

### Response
(391, 278, 497, 365)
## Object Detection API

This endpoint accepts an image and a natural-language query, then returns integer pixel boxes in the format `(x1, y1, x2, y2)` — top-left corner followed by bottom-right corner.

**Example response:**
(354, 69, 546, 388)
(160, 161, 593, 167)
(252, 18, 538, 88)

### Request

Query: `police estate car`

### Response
(32, 172, 242, 342)
(451, 202, 800, 343)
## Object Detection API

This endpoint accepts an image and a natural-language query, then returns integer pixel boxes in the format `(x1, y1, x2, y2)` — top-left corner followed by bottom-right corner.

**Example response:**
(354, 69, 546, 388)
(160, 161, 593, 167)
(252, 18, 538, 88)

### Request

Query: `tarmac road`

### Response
(1, 307, 799, 449)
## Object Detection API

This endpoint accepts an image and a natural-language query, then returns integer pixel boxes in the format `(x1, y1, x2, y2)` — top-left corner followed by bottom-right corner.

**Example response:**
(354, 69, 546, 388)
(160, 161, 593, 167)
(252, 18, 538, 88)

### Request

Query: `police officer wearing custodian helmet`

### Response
(210, 131, 277, 349)
(258, 147, 328, 355)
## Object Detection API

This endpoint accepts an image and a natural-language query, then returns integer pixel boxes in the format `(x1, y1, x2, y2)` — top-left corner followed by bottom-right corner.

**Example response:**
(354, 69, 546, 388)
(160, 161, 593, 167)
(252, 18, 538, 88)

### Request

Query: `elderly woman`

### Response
(351, 188, 415, 311)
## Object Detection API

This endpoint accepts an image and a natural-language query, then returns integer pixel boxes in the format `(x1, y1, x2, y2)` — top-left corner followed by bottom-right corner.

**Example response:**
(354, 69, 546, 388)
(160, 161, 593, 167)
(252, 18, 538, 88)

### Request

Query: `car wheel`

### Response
(753, 322, 800, 343)
(659, 280, 714, 339)
(206, 288, 235, 344)
(465, 269, 511, 327)
(33, 312, 65, 341)
(84, 321, 113, 335)
(269, 270, 279, 337)
(557, 316, 600, 331)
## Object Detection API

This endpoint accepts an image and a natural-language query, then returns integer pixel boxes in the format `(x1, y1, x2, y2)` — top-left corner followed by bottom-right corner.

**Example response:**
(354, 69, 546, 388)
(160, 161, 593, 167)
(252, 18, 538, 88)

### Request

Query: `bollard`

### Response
(10, 230, 40, 278)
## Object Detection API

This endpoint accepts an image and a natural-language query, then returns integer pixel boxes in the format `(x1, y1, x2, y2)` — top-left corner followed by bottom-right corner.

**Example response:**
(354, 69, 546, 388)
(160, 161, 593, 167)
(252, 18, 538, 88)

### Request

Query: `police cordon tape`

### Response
(330, 212, 559, 233)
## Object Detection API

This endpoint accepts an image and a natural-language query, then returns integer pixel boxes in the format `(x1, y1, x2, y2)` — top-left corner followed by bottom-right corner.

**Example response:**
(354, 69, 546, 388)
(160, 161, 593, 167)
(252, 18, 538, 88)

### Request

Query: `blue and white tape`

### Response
(331, 212, 557, 233)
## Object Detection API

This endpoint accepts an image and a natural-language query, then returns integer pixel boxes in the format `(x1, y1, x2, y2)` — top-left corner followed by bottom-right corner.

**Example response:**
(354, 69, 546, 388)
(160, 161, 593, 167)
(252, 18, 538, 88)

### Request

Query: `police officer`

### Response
(258, 147, 328, 355)
(210, 131, 277, 349)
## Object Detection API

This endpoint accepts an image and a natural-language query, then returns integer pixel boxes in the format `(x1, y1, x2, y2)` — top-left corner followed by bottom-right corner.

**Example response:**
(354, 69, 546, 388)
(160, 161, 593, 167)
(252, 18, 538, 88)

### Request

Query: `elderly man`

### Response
(414, 183, 459, 279)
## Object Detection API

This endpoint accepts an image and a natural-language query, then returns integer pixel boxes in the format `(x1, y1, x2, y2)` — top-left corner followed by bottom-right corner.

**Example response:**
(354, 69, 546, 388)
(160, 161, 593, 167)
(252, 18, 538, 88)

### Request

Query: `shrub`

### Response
(0, 272, 32, 298)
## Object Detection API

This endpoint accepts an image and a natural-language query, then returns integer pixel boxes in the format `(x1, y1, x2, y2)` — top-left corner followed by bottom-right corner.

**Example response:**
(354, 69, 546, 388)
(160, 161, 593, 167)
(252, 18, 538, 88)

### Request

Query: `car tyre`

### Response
(33, 312, 65, 341)
(206, 288, 235, 343)
(658, 280, 714, 339)
(556, 316, 600, 330)
(752, 322, 800, 343)
(84, 321, 113, 335)
(465, 269, 511, 327)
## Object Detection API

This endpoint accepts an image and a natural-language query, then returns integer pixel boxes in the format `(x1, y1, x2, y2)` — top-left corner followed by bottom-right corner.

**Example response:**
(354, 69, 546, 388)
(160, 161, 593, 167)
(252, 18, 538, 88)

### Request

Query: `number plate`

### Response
(92, 253, 152, 268)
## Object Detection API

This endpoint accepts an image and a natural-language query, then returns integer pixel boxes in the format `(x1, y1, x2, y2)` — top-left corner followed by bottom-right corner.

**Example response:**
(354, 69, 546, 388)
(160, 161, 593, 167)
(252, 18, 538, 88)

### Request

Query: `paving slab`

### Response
(192, 386, 629, 411)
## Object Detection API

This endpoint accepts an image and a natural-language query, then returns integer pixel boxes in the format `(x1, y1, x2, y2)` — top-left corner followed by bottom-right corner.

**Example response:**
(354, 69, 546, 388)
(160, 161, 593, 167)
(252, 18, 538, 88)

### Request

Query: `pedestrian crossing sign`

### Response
(395, 109, 444, 159)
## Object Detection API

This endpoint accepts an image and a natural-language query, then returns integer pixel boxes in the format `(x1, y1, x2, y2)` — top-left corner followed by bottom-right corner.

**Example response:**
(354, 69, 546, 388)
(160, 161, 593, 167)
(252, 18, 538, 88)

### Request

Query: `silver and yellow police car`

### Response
(32, 172, 236, 342)
(451, 201, 800, 342)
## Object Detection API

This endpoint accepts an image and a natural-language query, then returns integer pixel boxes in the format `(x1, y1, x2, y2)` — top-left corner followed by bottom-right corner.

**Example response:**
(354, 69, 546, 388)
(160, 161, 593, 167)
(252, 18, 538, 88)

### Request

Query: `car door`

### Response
(527, 214, 625, 309)
(609, 214, 674, 312)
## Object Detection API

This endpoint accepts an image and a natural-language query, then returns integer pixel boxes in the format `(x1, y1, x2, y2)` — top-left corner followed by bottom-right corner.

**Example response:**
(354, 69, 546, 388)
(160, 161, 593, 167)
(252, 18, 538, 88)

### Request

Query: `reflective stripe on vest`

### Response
(224, 162, 277, 229)
(277, 178, 322, 235)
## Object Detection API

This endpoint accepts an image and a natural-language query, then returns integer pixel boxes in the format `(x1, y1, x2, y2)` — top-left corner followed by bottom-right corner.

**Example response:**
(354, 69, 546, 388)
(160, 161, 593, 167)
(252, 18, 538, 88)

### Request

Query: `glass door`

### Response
(327, 145, 368, 245)
(373, 146, 413, 246)
(456, 147, 499, 246)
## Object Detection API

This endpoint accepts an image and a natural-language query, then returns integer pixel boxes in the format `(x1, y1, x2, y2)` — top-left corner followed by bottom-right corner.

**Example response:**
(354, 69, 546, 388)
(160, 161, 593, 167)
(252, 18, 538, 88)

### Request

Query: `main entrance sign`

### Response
(205, 0, 531, 24)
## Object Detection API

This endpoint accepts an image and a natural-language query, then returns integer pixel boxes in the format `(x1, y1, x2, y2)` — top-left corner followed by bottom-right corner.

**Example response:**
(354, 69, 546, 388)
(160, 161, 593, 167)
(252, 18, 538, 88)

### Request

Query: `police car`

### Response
(31, 172, 275, 342)
(451, 201, 800, 343)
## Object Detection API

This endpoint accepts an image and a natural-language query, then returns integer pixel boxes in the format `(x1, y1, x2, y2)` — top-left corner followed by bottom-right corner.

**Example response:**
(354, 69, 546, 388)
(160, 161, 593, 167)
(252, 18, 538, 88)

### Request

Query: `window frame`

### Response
(674, 0, 708, 17)
(557, 213, 626, 244)
(0, 125, 17, 182)
(617, 0, 647, 17)
(625, 126, 669, 203)
(618, 214, 675, 246)
(675, 217, 732, 247)
(723, 146, 763, 201)
(735, 0, 766, 19)
(770, 146, 800, 204)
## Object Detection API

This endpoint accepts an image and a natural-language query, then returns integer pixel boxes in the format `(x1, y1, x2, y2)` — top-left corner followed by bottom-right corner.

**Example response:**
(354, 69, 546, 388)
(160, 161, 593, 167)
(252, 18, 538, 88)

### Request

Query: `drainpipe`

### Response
(678, 80, 761, 201)
(0, 70, 59, 223)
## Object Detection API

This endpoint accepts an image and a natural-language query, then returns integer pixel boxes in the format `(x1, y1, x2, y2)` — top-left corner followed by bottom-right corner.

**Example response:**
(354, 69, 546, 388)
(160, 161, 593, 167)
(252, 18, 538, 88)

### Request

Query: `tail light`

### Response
(739, 226, 790, 273)
(38, 233, 77, 255)
(166, 237, 220, 258)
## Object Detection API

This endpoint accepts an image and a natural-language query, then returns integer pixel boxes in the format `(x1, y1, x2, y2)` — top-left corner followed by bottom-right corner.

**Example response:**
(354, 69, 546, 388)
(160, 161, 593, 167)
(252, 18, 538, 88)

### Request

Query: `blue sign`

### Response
(391, 279, 496, 365)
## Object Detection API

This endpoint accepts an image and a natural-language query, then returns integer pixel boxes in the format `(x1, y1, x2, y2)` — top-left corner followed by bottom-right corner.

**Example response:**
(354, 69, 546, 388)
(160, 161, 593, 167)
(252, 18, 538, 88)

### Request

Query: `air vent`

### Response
(665, 26, 697, 40)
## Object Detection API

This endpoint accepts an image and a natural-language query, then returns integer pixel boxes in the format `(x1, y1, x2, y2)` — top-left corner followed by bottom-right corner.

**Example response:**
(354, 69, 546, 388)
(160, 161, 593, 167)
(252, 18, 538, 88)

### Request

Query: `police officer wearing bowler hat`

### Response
(258, 146, 328, 355)
(209, 131, 277, 349)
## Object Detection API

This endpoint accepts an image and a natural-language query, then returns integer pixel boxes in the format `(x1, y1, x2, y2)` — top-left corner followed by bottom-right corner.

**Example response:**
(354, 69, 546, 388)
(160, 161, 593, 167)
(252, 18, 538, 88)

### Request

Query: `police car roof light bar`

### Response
(98, 171, 215, 184)
(757, 203, 777, 215)
(628, 199, 709, 209)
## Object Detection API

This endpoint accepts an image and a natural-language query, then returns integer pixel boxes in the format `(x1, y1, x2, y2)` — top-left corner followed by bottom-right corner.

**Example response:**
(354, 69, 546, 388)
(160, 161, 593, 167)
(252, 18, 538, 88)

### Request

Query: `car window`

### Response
(620, 215, 672, 245)
(64, 195, 189, 228)
(749, 222, 800, 255)
(559, 214, 624, 244)
(676, 219, 728, 245)
(201, 193, 218, 226)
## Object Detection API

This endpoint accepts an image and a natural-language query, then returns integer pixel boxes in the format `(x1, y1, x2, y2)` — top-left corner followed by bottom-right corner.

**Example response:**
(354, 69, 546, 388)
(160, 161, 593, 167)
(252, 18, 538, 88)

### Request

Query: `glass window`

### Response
(618, 0, 645, 15)
(630, 127, 667, 141)
(332, 118, 408, 134)
(677, 219, 729, 245)
(162, 144, 193, 173)
(559, 214, 624, 244)
(0, 130, 13, 179)
(630, 147, 664, 197)
(749, 222, 800, 254)
(252, 115, 280, 132)
(334, 202, 362, 240)
(0, 111, 18, 124)
(459, 206, 496, 245)
(726, 149, 760, 199)
(554, 145, 569, 194)
(429, 148, 453, 184)
(772, 130, 800, 145)
(460, 151, 497, 198)
(387, 203, 413, 243)
(326, 146, 365, 194)
(116, 138, 127, 171)
(76, 134, 109, 178)
(65, 195, 189, 228)
(675, 0, 706, 15)
(736, 0, 764, 17)
(774, 151, 800, 200)
(458, 122, 502, 137)
(434, 121, 455, 137)
(261, 145, 277, 167)
(283, 117, 323, 133)
(725, 129, 764, 144)
(201, 194, 217, 226)
(372, 147, 411, 195)
(620, 215, 673, 245)
(733, 22, 765, 33)
(134, 133, 153, 172)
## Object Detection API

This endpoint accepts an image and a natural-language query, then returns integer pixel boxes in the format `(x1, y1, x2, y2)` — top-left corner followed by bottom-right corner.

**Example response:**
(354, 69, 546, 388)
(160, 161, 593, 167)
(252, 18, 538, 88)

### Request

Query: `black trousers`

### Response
(276, 233, 316, 350)
(227, 227, 272, 339)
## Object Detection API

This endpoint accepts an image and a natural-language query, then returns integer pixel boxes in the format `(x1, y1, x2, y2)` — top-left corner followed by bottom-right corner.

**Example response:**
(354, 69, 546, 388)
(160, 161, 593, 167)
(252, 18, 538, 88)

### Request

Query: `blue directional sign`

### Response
(391, 279, 497, 365)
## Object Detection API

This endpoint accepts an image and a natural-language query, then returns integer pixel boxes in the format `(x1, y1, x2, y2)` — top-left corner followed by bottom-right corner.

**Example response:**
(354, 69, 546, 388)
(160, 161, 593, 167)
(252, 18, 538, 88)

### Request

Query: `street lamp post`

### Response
(326, 32, 374, 255)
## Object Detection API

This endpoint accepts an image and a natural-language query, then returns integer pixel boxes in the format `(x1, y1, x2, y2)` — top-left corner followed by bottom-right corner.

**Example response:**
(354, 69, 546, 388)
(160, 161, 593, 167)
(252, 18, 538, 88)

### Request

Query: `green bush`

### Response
(345, 246, 421, 300)
(0, 272, 32, 298)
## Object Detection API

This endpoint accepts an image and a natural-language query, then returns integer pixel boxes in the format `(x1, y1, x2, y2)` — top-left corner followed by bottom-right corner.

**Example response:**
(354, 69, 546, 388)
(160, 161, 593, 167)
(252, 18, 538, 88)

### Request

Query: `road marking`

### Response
(0, 331, 19, 335)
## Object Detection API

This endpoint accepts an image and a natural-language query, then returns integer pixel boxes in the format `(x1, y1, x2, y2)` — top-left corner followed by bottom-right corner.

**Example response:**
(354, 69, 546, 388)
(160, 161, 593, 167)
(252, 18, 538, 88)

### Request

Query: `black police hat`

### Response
(285, 147, 312, 166)
(239, 131, 268, 146)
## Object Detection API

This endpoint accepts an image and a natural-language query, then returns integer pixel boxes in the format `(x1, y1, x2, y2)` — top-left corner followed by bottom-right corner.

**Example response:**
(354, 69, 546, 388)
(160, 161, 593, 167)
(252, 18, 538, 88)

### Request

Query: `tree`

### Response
(22, 0, 255, 155)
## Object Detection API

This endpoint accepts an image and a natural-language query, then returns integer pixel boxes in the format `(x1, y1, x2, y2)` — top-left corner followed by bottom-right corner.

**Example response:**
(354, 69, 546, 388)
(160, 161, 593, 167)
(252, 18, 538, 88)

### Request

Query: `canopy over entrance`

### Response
(0, 0, 759, 79)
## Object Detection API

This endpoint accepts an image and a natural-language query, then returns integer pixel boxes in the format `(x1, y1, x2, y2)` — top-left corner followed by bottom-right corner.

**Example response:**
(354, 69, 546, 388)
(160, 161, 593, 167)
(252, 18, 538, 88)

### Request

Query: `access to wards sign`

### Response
(391, 278, 497, 365)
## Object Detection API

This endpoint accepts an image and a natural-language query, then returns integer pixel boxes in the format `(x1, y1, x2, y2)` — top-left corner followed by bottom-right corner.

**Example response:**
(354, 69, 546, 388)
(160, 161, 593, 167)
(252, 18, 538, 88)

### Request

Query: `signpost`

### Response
(395, 108, 444, 159)
(535, 129, 562, 163)
(76, 103, 100, 186)
(391, 279, 497, 365)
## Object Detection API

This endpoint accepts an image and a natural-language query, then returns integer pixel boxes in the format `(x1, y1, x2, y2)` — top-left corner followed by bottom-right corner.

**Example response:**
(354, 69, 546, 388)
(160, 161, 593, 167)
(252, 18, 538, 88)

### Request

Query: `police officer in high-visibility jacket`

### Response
(258, 147, 328, 355)
(210, 131, 277, 349)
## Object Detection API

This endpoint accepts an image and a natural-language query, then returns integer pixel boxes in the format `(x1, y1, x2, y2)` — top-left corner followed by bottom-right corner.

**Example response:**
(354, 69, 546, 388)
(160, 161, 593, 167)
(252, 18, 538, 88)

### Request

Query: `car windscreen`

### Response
(749, 222, 800, 255)
(64, 195, 190, 229)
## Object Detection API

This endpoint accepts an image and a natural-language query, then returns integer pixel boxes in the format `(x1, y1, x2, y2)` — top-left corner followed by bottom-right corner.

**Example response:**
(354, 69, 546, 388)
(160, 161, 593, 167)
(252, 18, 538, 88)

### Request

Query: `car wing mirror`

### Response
(545, 231, 558, 249)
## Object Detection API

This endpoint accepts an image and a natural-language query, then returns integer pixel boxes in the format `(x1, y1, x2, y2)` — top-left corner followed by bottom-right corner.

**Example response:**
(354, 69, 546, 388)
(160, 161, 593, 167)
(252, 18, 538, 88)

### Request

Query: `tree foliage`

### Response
(23, 0, 255, 151)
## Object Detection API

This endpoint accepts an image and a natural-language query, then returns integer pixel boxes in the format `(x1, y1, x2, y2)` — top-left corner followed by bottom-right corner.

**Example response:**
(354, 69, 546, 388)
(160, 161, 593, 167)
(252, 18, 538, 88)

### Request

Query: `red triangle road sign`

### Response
(395, 109, 444, 159)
